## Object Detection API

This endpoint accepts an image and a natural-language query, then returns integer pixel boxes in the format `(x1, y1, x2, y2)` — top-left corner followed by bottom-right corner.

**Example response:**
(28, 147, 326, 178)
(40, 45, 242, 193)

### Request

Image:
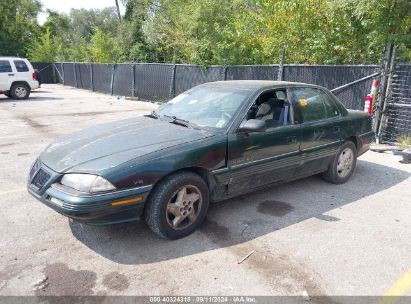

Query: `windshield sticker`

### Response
(299, 98, 308, 107)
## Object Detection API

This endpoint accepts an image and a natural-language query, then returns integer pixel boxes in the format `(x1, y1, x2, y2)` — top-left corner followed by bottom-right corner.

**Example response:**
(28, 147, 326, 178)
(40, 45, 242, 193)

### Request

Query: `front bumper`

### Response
(27, 164, 152, 225)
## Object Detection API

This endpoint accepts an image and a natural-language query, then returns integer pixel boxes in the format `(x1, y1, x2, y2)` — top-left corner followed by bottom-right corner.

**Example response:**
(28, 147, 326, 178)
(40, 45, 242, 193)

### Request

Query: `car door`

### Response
(227, 88, 301, 195)
(289, 87, 344, 176)
(0, 60, 13, 91)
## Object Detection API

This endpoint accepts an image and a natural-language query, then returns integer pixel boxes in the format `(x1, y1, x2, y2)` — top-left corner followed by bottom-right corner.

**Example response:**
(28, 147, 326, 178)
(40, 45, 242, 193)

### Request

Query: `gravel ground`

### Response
(0, 84, 410, 298)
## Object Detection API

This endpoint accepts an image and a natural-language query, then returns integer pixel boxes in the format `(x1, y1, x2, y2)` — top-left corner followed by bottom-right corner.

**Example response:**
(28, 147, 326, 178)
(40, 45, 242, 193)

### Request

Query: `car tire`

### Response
(145, 171, 210, 239)
(322, 141, 357, 184)
(10, 83, 30, 100)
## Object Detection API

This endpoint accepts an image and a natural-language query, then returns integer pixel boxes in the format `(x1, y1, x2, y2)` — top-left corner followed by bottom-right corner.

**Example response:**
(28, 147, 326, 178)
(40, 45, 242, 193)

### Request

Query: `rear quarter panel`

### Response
(341, 110, 374, 155)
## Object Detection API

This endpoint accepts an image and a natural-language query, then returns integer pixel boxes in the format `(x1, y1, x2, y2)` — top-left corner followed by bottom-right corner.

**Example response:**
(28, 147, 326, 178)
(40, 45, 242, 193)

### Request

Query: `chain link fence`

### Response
(380, 62, 411, 143)
(48, 62, 379, 111)
(134, 64, 174, 100)
(77, 63, 91, 90)
(175, 65, 225, 95)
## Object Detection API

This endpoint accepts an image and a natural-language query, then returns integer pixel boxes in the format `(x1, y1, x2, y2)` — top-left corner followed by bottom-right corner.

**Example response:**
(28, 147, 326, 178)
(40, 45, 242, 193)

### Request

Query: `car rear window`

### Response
(14, 60, 29, 72)
(0, 60, 12, 73)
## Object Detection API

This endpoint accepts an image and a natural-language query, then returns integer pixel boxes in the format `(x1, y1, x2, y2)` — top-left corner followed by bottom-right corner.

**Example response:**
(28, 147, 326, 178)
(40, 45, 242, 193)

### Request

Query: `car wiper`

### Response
(163, 115, 198, 129)
(146, 111, 160, 119)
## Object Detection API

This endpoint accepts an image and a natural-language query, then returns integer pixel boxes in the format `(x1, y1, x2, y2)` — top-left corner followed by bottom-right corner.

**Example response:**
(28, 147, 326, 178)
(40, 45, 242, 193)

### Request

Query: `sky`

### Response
(37, 0, 125, 25)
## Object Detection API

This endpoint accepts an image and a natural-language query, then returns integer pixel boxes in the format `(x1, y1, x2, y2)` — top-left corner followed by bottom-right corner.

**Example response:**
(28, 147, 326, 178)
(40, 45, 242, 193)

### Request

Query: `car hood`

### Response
(40, 116, 214, 173)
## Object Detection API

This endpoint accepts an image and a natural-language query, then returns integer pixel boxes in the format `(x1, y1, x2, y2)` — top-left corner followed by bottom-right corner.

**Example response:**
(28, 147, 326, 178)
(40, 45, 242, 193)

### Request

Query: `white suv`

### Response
(0, 57, 39, 100)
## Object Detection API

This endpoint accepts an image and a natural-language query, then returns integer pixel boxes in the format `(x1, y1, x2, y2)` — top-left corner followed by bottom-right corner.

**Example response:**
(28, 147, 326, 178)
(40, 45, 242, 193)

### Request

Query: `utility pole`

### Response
(115, 0, 122, 21)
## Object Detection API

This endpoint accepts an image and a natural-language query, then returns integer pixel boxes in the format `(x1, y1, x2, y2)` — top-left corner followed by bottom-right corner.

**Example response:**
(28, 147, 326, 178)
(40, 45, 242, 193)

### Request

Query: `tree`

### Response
(115, 0, 122, 21)
(89, 27, 123, 63)
(140, 0, 411, 64)
(26, 28, 63, 61)
(24, 0, 411, 64)
(69, 7, 119, 41)
(27, 7, 122, 62)
(143, 0, 256, 64)
(0, 0, 41, 57)
(116, 0, 160, 62)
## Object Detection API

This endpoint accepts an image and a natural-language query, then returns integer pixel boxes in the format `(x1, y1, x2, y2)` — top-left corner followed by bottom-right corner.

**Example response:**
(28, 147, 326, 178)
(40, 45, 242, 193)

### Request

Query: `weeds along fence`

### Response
(33, 62, 379, 111)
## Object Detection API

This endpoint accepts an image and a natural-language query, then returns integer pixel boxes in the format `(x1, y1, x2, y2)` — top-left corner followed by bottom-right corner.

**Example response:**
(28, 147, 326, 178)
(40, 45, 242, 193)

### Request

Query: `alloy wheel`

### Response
(15, 86, 27, 98)
(166, 185, 202, 230)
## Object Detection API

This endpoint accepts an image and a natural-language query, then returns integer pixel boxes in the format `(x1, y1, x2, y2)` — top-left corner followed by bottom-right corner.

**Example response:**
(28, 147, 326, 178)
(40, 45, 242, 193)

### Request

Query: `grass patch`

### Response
(396, 135, 411, 149)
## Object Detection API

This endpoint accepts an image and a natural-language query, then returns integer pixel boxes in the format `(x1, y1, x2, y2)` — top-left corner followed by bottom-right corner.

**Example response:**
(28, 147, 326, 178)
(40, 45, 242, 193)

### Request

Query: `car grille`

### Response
(31, 168, 51, 189)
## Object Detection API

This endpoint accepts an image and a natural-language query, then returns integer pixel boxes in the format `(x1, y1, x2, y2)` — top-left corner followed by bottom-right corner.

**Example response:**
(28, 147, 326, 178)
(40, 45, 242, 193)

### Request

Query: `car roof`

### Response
(0, 57, 28, 60)
(199, 80, 322, 91)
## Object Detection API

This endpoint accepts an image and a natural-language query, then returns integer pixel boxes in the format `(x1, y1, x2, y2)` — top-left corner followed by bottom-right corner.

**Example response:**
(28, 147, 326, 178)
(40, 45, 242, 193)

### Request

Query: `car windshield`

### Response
(156, 86, 251, 129)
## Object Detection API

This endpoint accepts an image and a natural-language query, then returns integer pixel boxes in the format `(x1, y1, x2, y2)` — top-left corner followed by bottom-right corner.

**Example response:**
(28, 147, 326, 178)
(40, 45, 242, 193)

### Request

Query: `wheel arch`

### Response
(345, 135, 362, 153)
(150, 166, 217, 195)
(11, 81, 31, 90)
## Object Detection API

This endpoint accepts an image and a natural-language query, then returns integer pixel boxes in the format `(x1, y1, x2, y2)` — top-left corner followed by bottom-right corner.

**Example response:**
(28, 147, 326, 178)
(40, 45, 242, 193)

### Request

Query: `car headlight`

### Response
(60, 174, 116, 193)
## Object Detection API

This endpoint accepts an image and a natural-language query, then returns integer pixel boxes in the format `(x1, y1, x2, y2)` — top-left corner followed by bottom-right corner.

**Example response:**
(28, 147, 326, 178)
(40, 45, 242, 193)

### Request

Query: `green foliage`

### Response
(69, 8, 119, 40)
(0, 0, 41, 57)
(27, 7, 122, 63)
(140, 0, 411, 64)
(19, 0, 411, 64)
(396, 135, 411, 149)
(116, 0, 159, 62)
(89, 27, 123, 63)
(26, 28, 63, 61)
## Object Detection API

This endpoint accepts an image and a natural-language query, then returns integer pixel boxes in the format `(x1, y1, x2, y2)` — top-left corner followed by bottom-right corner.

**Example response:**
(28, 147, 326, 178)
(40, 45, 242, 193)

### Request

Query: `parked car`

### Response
(0, 57, 39, 99)
(27, 81, 374, 239)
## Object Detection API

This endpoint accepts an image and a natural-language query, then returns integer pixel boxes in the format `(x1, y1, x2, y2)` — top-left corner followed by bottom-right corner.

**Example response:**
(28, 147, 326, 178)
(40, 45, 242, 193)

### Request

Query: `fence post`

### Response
(376, 44, 396, 143)
(90, 63, 94, 92)
(223, 66, 228, 81)
(74, 63, 78, 87)
(277, 47, 286, 81)
(51, 63, 56, 83)
(169, 52, 177, 98)
(62, 63, 65, 86)
(110, 64, 116, 95)
(222, 49, 228, 81)
(132, 64, 136, 97)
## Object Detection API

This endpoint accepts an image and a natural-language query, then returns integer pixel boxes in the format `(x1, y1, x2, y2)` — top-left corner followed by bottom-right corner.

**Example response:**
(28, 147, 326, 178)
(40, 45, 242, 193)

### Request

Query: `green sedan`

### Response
(27, 81, 374, 239)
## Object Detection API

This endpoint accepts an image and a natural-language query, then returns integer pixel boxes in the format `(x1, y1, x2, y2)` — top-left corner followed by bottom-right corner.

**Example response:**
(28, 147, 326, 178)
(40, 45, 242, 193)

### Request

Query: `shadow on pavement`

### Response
(0, 96, 63, 102)
(70, 158, 410, 265)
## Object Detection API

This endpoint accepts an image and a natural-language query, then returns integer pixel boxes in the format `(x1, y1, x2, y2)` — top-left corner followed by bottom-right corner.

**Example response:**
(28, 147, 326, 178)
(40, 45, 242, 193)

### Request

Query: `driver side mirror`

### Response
(238, 119, 267, 133)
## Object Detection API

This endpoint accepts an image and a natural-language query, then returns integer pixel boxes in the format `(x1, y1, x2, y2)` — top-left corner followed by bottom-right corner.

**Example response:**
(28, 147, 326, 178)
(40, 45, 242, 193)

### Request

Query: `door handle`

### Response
(333, 126, 340, 133)
(8, 74, 14, 76)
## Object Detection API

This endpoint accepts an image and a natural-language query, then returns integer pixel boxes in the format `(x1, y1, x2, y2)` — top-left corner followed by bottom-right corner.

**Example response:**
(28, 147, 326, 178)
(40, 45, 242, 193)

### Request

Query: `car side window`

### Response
(14, 60, 29, 72)
(292, 87, 327, 123)
(245, 90, 292, 130)
(320, 90, 340, 117)
(0, 60, 12, 73)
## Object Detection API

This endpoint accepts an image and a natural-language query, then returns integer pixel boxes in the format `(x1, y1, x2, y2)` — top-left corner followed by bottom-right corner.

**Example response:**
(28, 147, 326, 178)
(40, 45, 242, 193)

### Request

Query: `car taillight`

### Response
(32, 72, 37, 80)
